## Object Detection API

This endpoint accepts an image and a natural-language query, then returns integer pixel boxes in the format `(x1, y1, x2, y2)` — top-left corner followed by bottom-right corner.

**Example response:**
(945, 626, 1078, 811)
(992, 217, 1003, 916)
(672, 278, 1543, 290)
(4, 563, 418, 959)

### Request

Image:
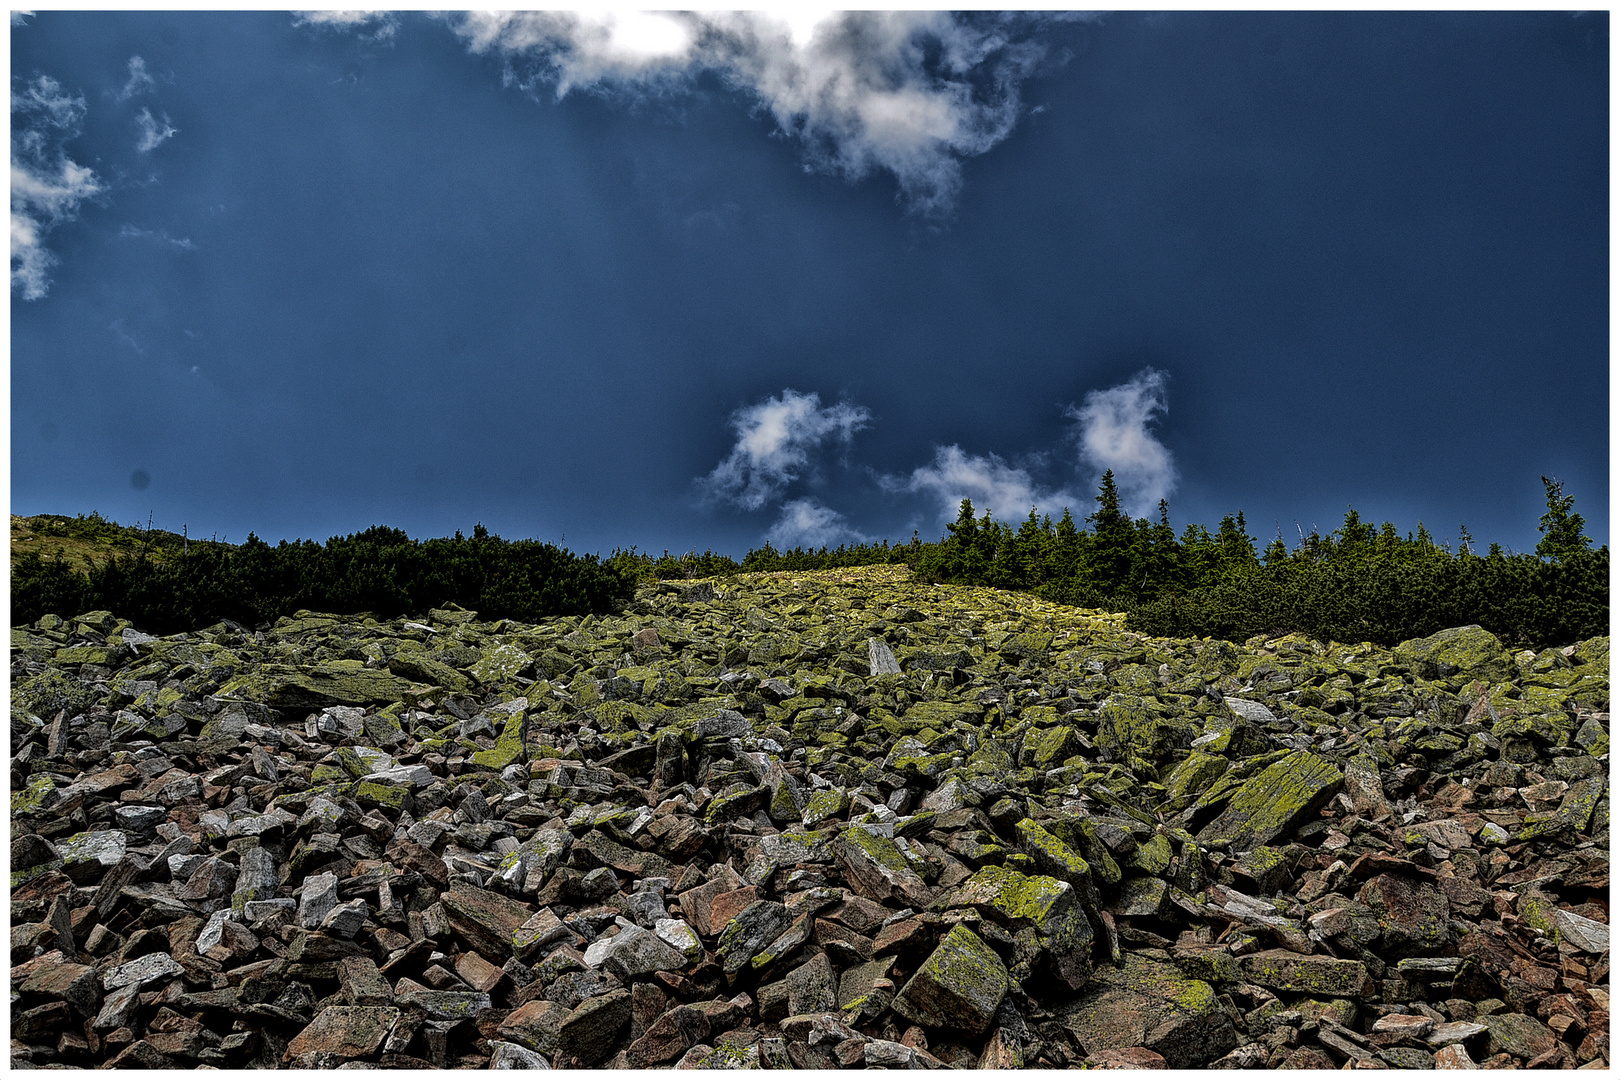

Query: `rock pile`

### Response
(10, 565, 1610, 1069)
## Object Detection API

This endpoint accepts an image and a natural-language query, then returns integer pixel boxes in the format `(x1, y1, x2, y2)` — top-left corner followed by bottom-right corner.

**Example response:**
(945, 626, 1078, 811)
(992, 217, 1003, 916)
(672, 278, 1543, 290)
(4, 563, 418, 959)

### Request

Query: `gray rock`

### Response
(321, 898, 369, 939)
(715, 900, 793, 977)
(489, 1041, 552, 1068)
(786, 952, 837, 1016)
(102, 951, 186, 990)
(694, 710, 752, 739)
(300, 871, 340, 929)
(233, 844, 279, 909)
(55, 829, 127, 872)
(113, 804, 167, 833)
(892, 924, 1008, 1036)
(868, 638, 902, 676)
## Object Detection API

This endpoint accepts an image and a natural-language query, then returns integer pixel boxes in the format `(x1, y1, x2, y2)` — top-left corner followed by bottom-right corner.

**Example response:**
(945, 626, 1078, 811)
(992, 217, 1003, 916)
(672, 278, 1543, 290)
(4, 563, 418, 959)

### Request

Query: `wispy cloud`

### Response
(766, 498, 870, 550)
(1066, 367, 1177, 517)
(440, 12, 1061, 215)
(119, 224, 195, 250)
(119, 56, 155, 100)
(11, 74, 103, 300)
(11, 12, 32, 28)
(134, 107, 178, 153)
(887, 444, 1081, 525)
(294, 10, 398, 42)
(701, 388, 870, 510)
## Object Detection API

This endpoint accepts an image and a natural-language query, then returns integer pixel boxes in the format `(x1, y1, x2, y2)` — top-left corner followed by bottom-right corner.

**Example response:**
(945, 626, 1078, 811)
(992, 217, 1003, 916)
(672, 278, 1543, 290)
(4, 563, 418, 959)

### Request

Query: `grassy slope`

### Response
(11, 514, 219, 573)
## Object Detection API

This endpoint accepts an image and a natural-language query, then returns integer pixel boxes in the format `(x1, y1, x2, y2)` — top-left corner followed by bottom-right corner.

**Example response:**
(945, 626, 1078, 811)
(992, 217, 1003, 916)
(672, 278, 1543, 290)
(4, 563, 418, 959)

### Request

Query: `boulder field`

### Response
(9, 564, 1610, 1068)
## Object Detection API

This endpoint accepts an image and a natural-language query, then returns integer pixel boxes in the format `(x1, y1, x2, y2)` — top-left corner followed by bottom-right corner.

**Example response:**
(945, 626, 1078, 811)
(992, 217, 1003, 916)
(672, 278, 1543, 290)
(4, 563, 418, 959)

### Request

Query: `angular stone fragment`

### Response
(232, 844, 280, 910)
(627, 1003, 712, 1067)
(1057, 952, 1237, 1069)
(832, 826, 932, 907)
(338, 956, 394, 1006)
(892, 924, 1009, 1036)
(1195, 751, 1343, 852)
(283, 1005, 399, 1061)
(715, 900, 792, 978)
(440, 883, 533, 960)
(868, 638, 902, 675)
(1481, 1012, 1556, 1060)
(785, 952, 837, 1015)
(1393, 625, 1514, 683)
(299, 871, 340, 929)
(102, 950, 186, 990)
(946, 864, 1093, 988)
(1433, 1043, 1478, 1068)
(489, 1041, 552, 1068)
(557, 988, 632, 1065)
(498, 999, 572, 1054)
(1237, 949, 1374, 997)
(17, 951, 102, 1014)
(1358, 873, 1452, 957)
(54, 830, 125, 876)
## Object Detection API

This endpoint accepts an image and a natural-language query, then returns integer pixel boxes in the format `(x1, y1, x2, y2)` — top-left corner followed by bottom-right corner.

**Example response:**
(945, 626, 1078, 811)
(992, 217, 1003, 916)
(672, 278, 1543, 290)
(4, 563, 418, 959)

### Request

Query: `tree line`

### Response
(639, 474, 1607, 650)
(12, 523, 636, 635)
(11, 476, 1606, 649)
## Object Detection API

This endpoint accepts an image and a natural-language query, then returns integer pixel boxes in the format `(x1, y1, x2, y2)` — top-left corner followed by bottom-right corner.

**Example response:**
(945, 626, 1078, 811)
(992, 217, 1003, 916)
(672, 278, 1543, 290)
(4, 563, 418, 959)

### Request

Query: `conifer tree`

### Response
(1535, 475, 1592, 562)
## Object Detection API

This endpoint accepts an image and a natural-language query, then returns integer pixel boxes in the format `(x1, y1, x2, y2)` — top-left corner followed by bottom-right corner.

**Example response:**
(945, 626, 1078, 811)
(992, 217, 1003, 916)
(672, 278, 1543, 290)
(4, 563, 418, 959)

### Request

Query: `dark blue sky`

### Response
(11, 11, 1608, 558)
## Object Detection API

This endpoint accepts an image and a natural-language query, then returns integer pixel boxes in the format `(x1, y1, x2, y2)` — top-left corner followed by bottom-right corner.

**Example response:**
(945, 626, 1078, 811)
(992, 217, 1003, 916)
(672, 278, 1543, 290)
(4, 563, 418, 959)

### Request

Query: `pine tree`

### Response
(1535, 475, 1592, 562)
(1087, 471, 1133, 592)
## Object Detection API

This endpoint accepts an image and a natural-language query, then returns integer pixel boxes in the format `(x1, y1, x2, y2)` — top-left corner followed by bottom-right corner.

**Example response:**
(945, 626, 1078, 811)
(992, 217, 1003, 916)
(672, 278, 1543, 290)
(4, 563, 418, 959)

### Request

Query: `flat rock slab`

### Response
(102, 951, 185, 991)
(1195, 750, 1343, 852)
(832, 826, 932, 908)
(1237, 949, 1375, 997)
(283, 1006, 399, 1061)
(1058, 952, 1237, 1069)
(440, 883, 533, 961)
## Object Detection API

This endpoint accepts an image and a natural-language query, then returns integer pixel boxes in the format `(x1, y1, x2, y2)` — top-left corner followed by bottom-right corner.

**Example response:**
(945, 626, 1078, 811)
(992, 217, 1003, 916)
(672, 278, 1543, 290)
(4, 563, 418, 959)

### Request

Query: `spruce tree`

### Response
(1535, 475, 1591, 562)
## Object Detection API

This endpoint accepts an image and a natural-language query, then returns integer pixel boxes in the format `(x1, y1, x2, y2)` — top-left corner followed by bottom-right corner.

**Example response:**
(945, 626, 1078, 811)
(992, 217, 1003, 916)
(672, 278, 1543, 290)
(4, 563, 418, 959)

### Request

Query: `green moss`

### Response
(11, 860, 64, 889)
(1194, 750, 1343, 851)
(1014, 817, 1093, 888)
(801, 788, 850, 826)
(1130, 833, 1174, 876)
(844, 825, 913, 874)
(470, 710, 527, 770)
(354, 779, 410, 811)
(12, 774, 57, 814)
(1162, 750, 1229, 810)
(1516, 895, 1560, 945)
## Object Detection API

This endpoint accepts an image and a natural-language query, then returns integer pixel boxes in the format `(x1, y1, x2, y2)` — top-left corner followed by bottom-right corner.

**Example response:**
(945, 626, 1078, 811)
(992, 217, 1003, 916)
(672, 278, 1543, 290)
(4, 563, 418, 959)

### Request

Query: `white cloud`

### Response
(890, 444, 1080, 525)
(119, 56, 155, 100)
(134, 107, 178, 153)
(1066, 367, 1177, 518)
(440, 11, 1055, 215)
(119, 224, 195, 250)
(11, 12, 32, 27)
(11, 74, 103, 300)
(701, 388, 870, 510)
(294, 11, 397, 41)
(766, 498, 870, 549)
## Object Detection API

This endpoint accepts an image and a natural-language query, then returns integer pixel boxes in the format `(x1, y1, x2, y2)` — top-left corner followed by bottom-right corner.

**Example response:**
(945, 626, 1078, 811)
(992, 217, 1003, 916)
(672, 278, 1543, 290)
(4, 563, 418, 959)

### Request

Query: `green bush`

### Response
(11, 522, 637, 634)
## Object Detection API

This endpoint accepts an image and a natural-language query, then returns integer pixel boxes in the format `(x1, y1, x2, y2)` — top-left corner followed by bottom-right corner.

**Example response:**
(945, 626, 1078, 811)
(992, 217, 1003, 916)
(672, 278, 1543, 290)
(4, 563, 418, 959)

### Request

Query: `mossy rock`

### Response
(1096, 695, 1196, 762)
(1194, 750, 1342, 852)
(12, 774, 58, 815)
(470, 711, 527, 771)
(1392, 625, 1515, 684)
(218, 664, 429, 709)
(892, 924, 1009, 1036)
